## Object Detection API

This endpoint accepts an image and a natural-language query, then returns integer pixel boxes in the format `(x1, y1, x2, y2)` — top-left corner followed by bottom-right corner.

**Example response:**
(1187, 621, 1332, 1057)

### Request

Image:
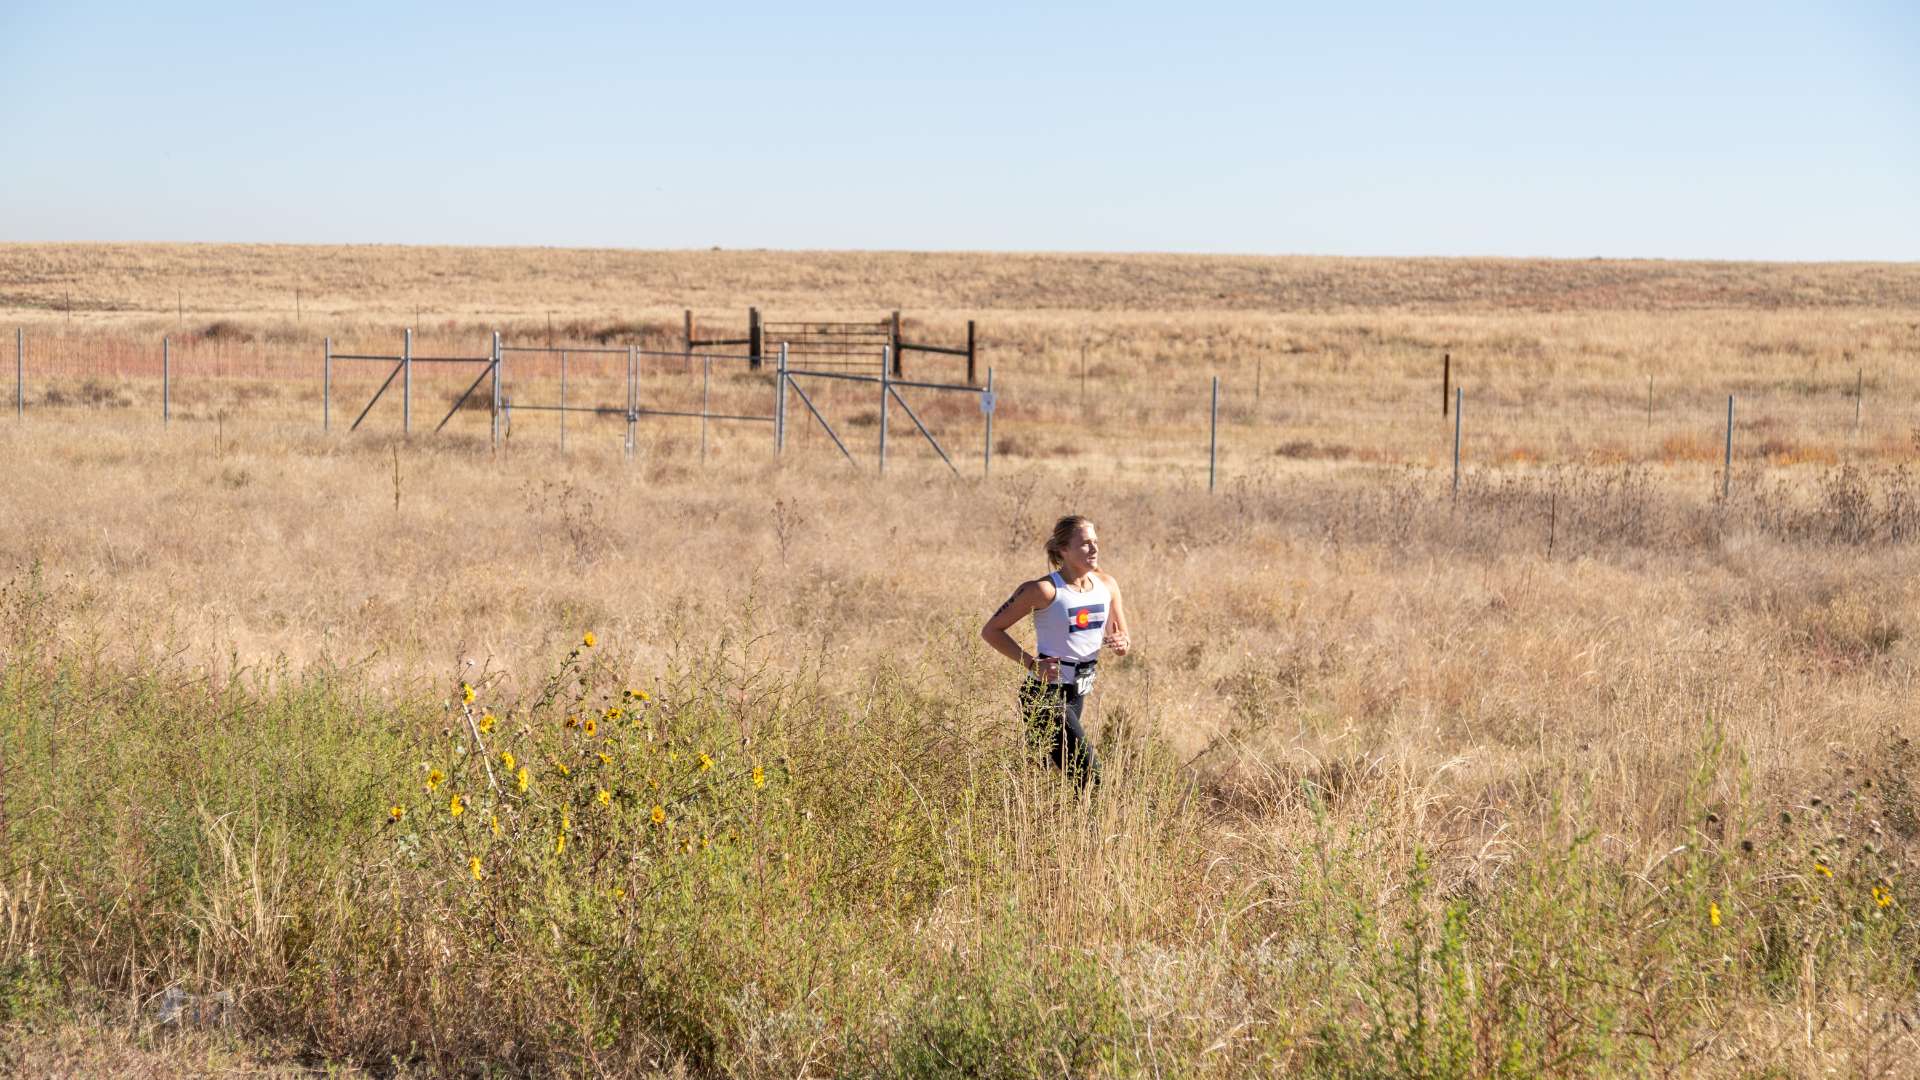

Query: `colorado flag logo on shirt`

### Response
(1067, 604, 1107, 632)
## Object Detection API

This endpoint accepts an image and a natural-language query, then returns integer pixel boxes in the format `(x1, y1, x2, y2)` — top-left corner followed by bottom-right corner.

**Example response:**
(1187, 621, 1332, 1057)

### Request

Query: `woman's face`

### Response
(1061, 524, 1100, 575)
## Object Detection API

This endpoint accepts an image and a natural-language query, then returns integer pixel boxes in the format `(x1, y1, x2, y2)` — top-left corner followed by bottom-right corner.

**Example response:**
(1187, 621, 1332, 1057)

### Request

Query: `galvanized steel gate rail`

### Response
(323, 329, 502, 447)
(499, 340, 640, 455)
(323, 332, 775, 457)
(497, 342, 772, 459)
(320, 334, 990, 472)
(775, 345, 996, 477)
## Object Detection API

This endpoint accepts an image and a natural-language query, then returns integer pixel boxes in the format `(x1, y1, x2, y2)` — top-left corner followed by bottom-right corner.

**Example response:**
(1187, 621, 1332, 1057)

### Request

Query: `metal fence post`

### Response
(625, 344, 636, 460)
(489, 331, 501, 451)
(162, 336, 171, 426)
(701, 354, 711, 465)
(560, 349, 568, 456)
(323, 337, 332, 432)
(1452, 386, 1463, 497)
(891, 310, 903, 378)
(402, 328, 413, 435)
(775, 342, 788, 456)
(1208, 375, 1219, 493)
(14, 328, 21, 419)
(879, 345, 891, 475)
(1723, 394, 1734, 499)
(984, 367, 995, 477)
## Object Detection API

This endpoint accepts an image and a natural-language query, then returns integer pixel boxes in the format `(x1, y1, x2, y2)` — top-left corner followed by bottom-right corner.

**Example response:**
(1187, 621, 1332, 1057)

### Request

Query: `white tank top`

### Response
(1032, 570, 1111, 665)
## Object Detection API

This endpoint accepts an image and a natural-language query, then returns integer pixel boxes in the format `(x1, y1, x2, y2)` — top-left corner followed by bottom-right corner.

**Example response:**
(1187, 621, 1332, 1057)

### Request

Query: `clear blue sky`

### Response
(2, 2, 1914, 259)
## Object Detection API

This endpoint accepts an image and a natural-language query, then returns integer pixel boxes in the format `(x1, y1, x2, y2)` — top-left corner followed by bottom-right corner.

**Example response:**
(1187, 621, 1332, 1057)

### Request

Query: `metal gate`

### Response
(324, 330, 501, 446)
(497, 340, 774, 458)
(775, 345, 996, 476)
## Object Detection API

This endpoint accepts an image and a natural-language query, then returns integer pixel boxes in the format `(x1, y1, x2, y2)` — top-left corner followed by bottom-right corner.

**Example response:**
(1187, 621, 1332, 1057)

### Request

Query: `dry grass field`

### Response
(4, 244, 1920, 1076)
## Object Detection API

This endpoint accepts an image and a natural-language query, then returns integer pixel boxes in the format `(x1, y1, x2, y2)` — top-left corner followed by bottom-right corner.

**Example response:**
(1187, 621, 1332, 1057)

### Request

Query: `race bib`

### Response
(1074, 669, 1094, 696)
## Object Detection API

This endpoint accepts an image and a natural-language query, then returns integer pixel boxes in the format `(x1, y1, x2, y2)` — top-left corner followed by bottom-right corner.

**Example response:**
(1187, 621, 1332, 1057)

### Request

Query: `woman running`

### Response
(980, 515, 1131, 787)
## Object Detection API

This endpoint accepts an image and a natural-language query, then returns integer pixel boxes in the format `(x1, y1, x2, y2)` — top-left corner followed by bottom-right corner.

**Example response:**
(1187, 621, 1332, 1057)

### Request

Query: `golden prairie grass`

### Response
(6, 244, 1919, 484)
(6, 242, 1920, 319)
(3, 244, 1920, 1075)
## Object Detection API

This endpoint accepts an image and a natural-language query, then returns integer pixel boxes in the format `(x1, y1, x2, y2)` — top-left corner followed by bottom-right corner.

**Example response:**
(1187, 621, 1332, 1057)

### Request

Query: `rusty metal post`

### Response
(748, 307, 762, 370)
(891, 310, 903, 377)
(1442, 352, 1450, 416)
(323, 337, 332, 432)
(162, 335, 171, 426)
(967, 319, 976, 385)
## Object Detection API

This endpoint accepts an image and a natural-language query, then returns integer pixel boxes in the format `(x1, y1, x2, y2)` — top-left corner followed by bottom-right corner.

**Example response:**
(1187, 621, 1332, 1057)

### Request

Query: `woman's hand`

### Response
(1101, 574, 1131, 657)
(1033, 656, 1062, 683)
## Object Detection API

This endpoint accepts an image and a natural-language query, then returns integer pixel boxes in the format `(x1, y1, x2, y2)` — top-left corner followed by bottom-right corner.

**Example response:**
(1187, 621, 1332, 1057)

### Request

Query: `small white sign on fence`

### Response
(979, 391, 996, 415)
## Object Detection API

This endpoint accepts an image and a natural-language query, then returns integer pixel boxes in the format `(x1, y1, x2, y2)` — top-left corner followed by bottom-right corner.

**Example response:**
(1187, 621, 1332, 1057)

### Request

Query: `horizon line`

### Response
(1, 239, 1915, 268)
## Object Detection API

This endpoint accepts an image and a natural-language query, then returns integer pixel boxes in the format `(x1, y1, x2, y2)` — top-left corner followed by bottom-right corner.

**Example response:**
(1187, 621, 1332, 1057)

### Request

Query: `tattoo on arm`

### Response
(989, 589, 1020, 621)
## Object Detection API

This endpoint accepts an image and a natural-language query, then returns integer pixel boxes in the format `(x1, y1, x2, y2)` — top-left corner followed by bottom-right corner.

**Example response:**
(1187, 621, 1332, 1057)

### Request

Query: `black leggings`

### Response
(1020, 679, 1100, 788)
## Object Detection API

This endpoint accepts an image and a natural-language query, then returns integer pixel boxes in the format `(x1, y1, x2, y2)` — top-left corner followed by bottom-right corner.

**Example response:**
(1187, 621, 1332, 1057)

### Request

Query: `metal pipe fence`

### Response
(10, 329, 1914, 504)
(494, 342, 776, 459)
(775, 346, 994, 476)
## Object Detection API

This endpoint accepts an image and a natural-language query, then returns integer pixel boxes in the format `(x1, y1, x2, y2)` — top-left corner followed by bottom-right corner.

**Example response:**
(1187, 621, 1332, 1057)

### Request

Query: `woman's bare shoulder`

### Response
(1095, 570, 1122, 590)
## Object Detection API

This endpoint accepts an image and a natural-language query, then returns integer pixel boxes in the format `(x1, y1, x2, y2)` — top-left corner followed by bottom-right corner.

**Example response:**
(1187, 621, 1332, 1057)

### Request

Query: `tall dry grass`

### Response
(4, 416, 1919, 1074)
(3, 245, 1919, 1074)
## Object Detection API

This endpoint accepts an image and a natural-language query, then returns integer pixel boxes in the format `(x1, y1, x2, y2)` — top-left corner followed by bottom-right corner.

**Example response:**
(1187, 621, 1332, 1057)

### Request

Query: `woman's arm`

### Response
(1101, 574, 1132, 656)
(981, 579, 1055, 680)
